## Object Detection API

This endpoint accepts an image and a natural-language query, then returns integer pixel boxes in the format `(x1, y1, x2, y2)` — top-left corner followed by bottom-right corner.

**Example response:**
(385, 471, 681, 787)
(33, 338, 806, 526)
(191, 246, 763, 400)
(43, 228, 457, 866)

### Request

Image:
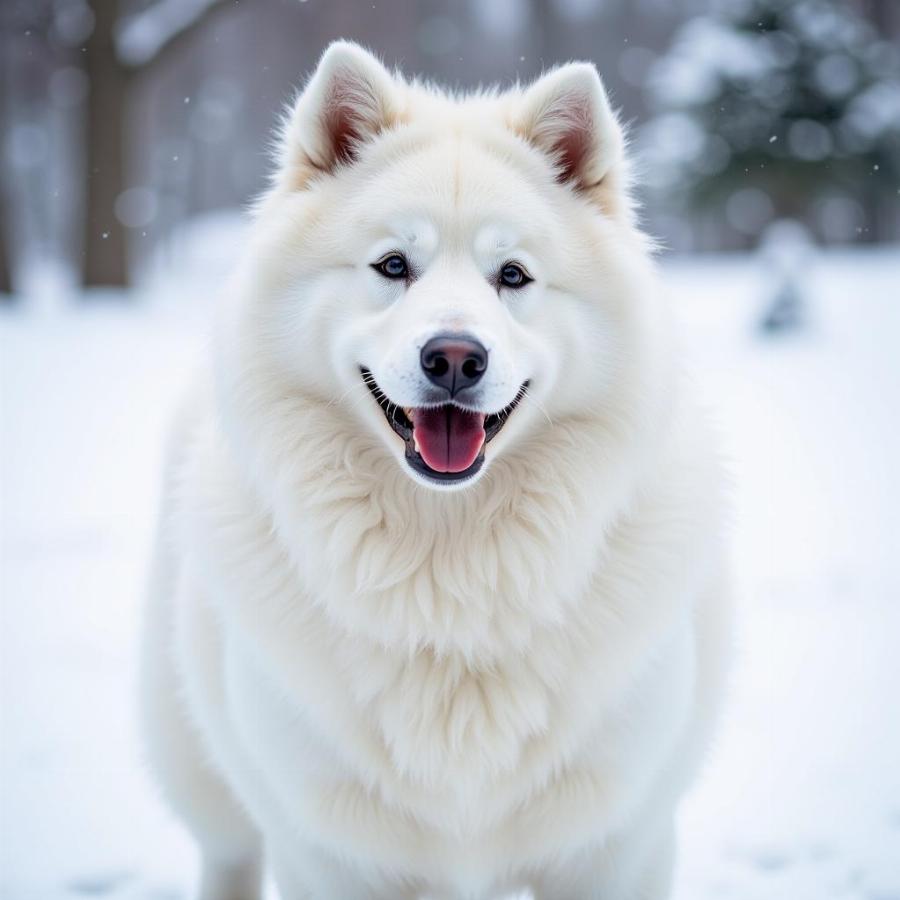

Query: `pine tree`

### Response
(641, 0, 900, 242)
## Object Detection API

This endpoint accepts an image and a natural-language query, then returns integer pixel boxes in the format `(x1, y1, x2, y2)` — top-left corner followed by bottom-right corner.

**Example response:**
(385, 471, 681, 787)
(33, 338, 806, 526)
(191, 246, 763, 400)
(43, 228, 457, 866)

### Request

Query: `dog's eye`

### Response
(499, 262, 532, 289)
(372, 253, 409, 280)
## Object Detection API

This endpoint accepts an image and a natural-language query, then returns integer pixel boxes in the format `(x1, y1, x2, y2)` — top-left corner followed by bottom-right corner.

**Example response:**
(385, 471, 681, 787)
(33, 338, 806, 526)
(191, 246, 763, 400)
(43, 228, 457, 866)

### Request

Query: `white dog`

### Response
(141, 41, 731, 900)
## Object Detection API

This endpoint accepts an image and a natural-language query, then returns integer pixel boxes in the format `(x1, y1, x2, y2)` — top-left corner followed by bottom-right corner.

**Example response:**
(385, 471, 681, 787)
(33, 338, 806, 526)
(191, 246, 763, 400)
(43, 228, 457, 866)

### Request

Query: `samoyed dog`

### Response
(142, 41, 731, 900)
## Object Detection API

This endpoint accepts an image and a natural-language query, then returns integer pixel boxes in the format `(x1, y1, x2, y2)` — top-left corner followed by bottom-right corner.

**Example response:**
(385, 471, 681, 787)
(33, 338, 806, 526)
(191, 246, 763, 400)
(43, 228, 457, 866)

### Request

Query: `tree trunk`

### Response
(0, 211, 11, 296)
(83, 0, 127, 287)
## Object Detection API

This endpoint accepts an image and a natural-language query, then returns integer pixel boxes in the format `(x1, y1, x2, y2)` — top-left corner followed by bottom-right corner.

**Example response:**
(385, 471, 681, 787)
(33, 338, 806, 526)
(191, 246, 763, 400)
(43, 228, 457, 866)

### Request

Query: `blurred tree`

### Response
(641, 0, 900, 245)
(0, 214, 10, 295)
(83, 0, 225, 286)
(83, 0, 126, 285)
(0, 34, 8, 296)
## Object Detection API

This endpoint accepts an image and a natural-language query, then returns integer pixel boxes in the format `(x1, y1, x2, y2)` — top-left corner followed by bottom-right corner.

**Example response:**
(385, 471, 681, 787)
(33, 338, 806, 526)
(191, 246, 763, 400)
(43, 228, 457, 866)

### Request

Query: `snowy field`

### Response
(1, 244, 899, 899)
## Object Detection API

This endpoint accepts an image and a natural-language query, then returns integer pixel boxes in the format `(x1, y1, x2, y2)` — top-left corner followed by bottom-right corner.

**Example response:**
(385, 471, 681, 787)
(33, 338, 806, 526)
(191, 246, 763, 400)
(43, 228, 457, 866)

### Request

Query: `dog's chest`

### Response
(224, 589, 565, 801)
(188, 436, 600, 792)
(348, 638, 559, 788)
(213, 579, 693, 877)
(182, 433, 698, 856)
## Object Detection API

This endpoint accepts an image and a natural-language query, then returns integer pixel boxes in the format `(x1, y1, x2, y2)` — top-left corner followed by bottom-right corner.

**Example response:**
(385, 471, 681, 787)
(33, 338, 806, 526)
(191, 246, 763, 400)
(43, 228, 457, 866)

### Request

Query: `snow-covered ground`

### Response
(1, 245, 899, 899)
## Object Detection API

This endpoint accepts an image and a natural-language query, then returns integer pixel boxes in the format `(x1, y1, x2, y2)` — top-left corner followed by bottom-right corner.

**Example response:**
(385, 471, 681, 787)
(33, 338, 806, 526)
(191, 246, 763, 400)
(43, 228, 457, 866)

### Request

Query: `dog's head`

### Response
(226, 42, 663, 492)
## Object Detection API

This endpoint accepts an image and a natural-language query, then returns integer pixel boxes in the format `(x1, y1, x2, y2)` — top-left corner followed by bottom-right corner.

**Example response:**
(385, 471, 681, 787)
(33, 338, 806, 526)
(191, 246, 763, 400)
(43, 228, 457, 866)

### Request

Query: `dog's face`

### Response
(242, 43, 651, 491)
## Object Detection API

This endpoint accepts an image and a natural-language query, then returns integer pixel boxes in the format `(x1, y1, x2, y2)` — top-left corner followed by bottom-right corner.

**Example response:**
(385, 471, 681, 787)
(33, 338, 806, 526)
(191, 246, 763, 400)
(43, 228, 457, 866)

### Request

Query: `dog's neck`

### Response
(210, 378, 651, 660)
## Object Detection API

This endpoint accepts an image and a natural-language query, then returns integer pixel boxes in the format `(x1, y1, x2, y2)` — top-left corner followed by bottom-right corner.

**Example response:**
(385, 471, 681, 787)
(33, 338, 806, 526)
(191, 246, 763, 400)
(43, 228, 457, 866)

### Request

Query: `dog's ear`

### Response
(277, 42, 402, 189)
(514, 63, 625, 196)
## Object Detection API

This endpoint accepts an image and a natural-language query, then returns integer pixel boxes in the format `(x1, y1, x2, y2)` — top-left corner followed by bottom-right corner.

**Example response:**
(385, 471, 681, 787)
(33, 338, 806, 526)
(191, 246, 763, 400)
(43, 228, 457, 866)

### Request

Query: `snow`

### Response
(2, 244, 899, 899)
(666, 248, 900, 900)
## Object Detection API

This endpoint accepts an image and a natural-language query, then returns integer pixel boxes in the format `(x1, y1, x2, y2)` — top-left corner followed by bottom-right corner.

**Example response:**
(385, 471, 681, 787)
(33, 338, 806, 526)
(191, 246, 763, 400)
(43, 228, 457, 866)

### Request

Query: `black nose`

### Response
(420, 334, 488, 397)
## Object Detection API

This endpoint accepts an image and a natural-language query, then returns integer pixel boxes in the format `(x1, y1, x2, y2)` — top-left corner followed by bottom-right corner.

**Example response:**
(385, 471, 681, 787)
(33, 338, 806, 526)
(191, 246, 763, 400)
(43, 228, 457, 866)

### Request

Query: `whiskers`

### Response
(326, 378, 370, 415)
(520, 384, 554, 428)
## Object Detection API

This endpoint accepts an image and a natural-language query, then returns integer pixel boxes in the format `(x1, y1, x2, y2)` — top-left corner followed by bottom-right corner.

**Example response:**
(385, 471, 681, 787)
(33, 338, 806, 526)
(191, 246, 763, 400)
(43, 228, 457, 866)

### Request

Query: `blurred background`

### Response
(1, 1, 899, 899)
(1, 0, 899, 295)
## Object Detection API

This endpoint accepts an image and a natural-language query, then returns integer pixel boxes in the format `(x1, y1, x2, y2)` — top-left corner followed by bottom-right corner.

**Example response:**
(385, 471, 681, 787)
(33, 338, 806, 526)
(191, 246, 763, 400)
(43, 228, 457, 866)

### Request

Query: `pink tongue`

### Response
(411, 407, 487, 473)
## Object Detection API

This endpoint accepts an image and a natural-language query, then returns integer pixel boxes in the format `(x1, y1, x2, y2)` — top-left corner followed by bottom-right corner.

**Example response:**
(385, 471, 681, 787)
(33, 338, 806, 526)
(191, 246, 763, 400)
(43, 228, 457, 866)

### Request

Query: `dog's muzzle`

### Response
(360, 367, 528, 484)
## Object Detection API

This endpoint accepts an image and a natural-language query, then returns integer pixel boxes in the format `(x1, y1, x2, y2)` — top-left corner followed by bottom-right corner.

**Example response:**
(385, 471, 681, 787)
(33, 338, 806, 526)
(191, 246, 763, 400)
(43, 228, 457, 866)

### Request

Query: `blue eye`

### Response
(372, 253, 409, 280)
(499, 262, 532, 289)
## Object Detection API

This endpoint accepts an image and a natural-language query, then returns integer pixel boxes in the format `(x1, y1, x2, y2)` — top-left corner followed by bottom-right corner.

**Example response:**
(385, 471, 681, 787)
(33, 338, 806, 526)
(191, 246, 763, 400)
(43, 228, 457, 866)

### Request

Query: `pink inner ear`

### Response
(552, 101, 593, 187)
(323, 85, 364, 166)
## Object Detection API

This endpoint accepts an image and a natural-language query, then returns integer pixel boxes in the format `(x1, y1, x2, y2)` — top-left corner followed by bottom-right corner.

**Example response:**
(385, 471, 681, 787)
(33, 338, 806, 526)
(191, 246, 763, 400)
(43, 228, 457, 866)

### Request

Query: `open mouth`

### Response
(360, 368, 528, 483)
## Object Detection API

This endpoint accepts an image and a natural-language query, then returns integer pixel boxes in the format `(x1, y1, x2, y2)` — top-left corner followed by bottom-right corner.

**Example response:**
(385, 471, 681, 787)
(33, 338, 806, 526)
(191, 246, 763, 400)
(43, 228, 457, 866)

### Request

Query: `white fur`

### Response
(141, 42, 731, 900)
